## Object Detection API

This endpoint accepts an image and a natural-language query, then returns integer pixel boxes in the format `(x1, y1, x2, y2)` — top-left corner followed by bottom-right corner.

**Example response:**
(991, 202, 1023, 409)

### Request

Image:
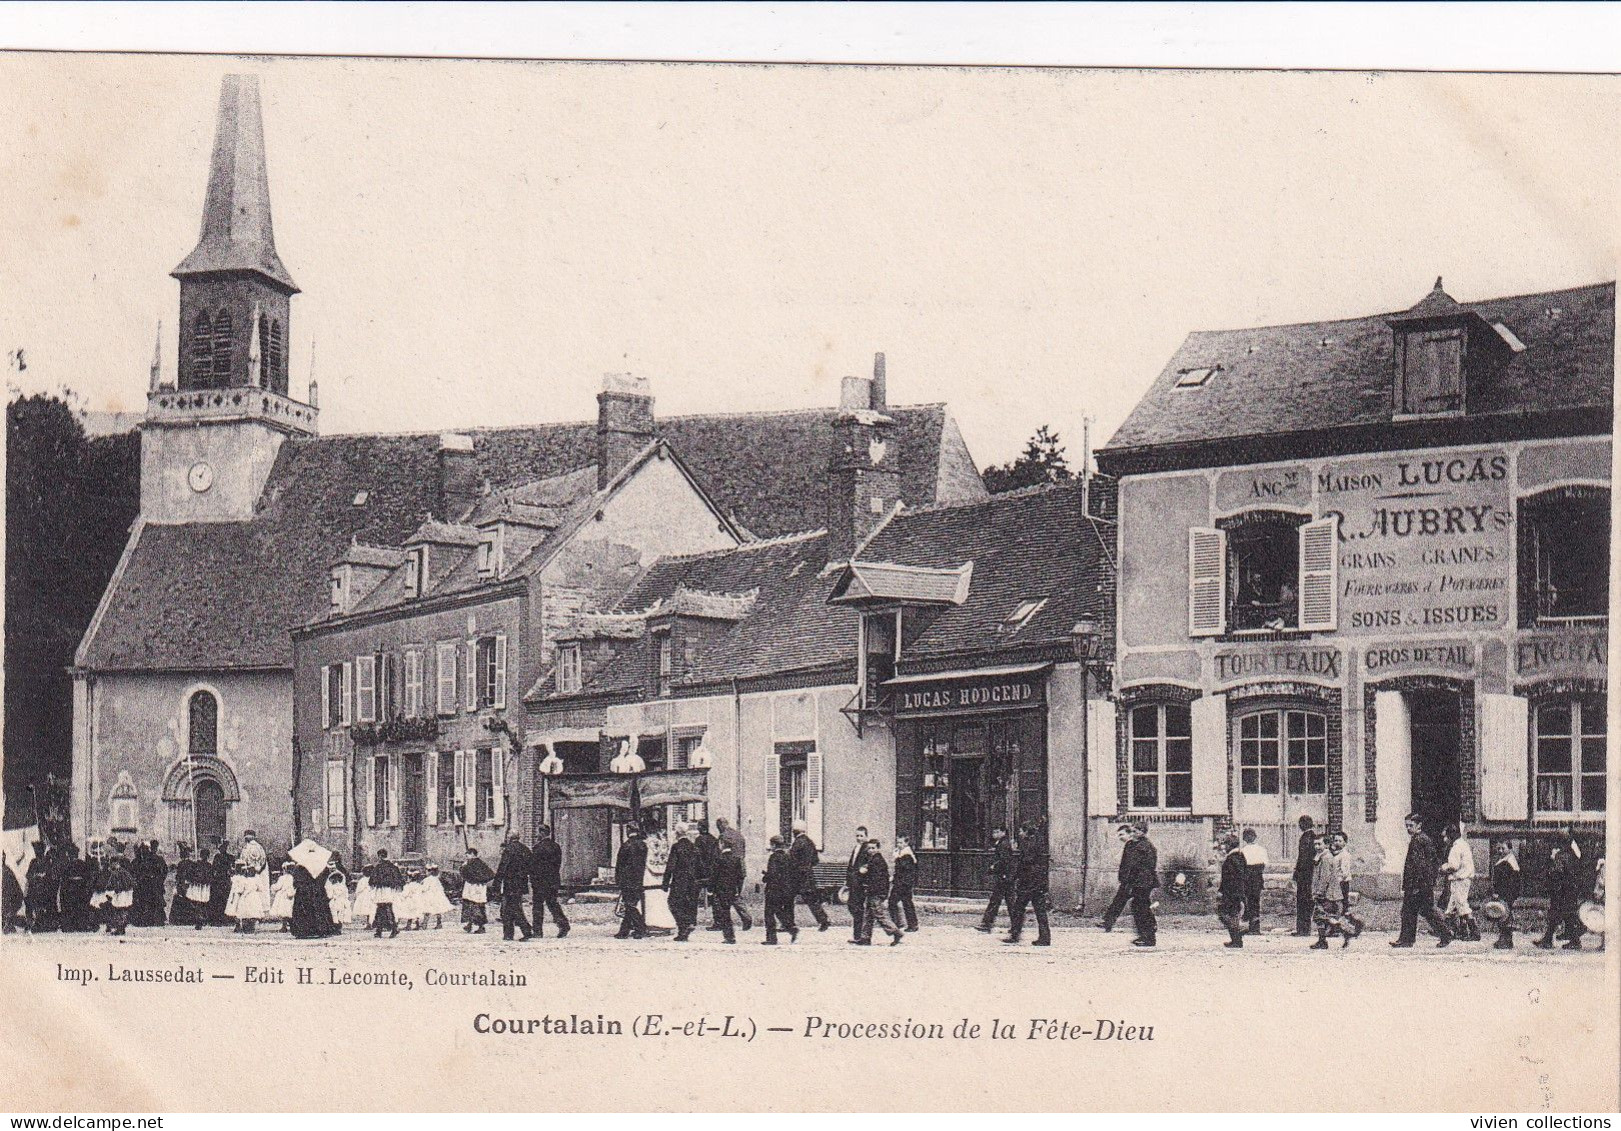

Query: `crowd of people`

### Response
(5, 813, 1605, 952)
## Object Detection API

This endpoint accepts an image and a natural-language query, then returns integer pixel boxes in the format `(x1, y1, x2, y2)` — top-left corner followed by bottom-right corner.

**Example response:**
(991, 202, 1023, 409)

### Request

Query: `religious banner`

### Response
(635, 768, 710, 808)
(547, 774, 635, 811)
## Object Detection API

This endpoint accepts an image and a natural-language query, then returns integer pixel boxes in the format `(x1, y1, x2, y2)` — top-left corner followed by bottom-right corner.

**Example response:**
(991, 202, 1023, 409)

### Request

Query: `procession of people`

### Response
(3, 815, 1606, 954)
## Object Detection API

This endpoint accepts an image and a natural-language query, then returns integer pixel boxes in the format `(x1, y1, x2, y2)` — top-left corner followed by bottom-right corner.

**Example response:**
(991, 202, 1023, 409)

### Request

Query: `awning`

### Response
(883, 662, 1053, 686)
(527, 728, 604, 748)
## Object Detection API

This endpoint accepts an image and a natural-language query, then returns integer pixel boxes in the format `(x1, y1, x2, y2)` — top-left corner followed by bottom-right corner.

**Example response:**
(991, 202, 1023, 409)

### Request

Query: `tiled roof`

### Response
(341, 543, 405, 568)
(554, 613, 647, 642)
(831, 561, 972, 605)
(531, 481, 1113, 705)
(1104, 281, 1614, 452)
(656, 586, 759, 621)
(79, 403, 981, 671)
(406, 520, 481, 547)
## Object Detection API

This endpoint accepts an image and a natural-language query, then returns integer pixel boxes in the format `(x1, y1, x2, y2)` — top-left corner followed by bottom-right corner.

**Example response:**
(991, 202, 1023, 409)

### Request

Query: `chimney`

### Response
(597, 373, 654, 488)
(826, 374, 900, 562)
(871, 351, 887, 409)
(437, 432, 480, 521)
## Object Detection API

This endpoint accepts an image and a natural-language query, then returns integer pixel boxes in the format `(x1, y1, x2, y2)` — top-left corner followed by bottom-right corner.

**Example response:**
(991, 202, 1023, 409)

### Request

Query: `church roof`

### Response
(77, 404, 981, 671)
(170, 75, 298, 292)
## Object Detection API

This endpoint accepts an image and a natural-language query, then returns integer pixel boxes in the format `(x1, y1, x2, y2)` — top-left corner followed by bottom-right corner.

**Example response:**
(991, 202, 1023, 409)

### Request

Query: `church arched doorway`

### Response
(194, 778, 227, 847)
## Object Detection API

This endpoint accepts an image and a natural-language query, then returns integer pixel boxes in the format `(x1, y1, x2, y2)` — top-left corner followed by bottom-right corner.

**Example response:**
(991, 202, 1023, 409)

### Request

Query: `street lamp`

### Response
(1069, 617, 1107, 914)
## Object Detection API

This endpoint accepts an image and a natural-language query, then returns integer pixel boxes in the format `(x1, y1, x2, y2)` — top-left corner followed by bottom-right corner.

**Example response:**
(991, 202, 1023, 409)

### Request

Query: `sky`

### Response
(2, 54, 1616, 468)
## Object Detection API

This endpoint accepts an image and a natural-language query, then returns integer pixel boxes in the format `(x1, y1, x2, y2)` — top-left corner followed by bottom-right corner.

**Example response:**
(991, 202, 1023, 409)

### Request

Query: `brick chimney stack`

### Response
(826, 372, 900, 563)
(437, 432, 480, 520)
(597, 373, 655, 488)
(871, 351, 887, 409)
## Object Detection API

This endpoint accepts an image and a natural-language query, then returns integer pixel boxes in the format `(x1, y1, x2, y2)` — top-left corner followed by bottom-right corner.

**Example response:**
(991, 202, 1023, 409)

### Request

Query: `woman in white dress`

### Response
(268, 864, 297, 929)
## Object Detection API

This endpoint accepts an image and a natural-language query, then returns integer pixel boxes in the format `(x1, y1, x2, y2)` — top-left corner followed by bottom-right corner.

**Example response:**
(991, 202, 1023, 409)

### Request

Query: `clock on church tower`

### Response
(140, 74, 317, 525)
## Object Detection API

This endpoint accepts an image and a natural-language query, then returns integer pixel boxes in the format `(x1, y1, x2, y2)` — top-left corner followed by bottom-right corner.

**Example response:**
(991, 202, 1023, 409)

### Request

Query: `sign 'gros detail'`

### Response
(1364, 641, 1475, 674)
(894, 673, 1045, 716)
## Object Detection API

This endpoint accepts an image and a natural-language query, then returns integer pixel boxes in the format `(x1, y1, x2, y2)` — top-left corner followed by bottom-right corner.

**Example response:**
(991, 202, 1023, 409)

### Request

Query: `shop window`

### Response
(1519, 488, 1610, 625)
(1237, 708, 1327, 795)
(1534, 694, 1606, 816)
(918, 718, 1023, 849)
(1189, 515, 1338, 636)
(188, 690, 219, 755)
(1129, 702, 1193, 810)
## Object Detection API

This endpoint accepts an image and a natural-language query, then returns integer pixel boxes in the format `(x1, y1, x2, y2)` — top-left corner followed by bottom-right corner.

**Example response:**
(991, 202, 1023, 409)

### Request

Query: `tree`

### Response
(4, 394, 140, 828)
(981, 425, 1076, 494)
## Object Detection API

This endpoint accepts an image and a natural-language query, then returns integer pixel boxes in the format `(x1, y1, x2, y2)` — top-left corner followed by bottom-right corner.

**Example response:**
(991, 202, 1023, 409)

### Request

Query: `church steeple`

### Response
(170, 75, 298, 396)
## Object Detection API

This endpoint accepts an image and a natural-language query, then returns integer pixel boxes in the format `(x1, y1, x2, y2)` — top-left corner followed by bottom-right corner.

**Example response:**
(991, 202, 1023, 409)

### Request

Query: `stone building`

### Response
(1095, 279, 1612, 896)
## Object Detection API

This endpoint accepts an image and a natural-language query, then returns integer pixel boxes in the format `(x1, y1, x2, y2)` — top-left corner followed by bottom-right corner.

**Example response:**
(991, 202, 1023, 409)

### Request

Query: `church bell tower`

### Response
(141, 74, 317, 524)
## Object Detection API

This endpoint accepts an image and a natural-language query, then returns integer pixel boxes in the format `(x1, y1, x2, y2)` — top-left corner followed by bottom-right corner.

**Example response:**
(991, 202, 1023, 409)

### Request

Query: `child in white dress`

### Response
(326, 867, 352, 928)
(400, 873, 425, 930)
(268, 863, 296, 930)
(419, 865, 453, 929)
(351, 874, 375, 929)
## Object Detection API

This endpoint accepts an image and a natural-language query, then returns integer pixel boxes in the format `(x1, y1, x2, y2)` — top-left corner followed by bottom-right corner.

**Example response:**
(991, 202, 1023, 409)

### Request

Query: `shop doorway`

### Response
(1408, 688, 1462, 839)
(401, 753, 425, 854)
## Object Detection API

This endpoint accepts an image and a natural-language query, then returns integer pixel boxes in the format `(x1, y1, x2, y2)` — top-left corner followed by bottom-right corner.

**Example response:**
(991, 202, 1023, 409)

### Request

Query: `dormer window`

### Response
(328, 566, 350, 614)
(477, 532, 500, 577)
(556, 644, 582, 694)
(404, 548, 424, 599)
(1001, 598, 1048, 633)
(655, 630, 674, 698)
(1398, 328, 1464, 416)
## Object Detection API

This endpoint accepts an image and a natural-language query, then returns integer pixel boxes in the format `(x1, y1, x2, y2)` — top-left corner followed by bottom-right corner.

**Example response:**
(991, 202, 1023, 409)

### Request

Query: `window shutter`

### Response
(1298, 516, 1339, 631)
(491, 748, 506, 824)
(340, 662, 353, 726)
(1190, 695, 1227, 815)
(387, 755, 399, 827)
(1479, 693, 1530, 820)
(1188, 528, 1227, 637)
(322, 758, 332, 828)
(466, 640, 478, 711)
(356, 655, 376, 723)
(403, 651, 418, 717)
(1087, 698, 1118, 816)
(494, 634, 508, 709)
(764, 751, 780, 816)
(453, 750, 467, 825)
(426, 751, 439, 827)
(321, 665, 331, 729)
(805, 751, 824, 848)
(365, 757, 376, 827)
(437, 642, 456, 716)
(1372, 690, 1411, 831)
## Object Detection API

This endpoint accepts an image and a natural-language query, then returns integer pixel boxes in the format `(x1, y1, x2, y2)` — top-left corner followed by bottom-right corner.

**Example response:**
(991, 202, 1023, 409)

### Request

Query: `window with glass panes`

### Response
(1129, 703, 1192, 810)
(1534, 694, 1606, 815)
(1238, 708, 1326, 794)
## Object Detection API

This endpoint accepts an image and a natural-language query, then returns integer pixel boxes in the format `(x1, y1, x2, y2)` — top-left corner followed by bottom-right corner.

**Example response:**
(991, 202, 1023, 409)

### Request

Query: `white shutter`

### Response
(453, 750, 467, 825)
(322, 758, 333, 827)
(1188, 527, 1227, 637)
(356, 655, 376, 723)
(1298, 516, 1339, 631)
(437, 642, 456, 716)
(805, 751, 824, 848)
(764, 751, 780, 830)
(491, 748, 506, 825)
(365, 757, 377, 827)
(494, 634, 508, 709)
(320, 665, 331, 729)
(1190, 695, 1227, 815)
(466, 640, 478, 710)
(426, 751, 439, 827)
(386, 755, 399, 827)
(1479, 693, 1530, 820)
(1087, 699, 1118, 816)
(340, 662, 353, 726)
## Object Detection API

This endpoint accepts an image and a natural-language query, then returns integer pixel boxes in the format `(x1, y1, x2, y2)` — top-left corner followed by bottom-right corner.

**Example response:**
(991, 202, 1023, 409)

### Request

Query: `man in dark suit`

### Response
(695, 821, 721, 930)
(1121, 822, 1159, 947)
(207, 836, 234, 926)
(852, 838, 903, 946)
(614, 826, 648, 939)
(762, 834, 799, 945)
(788, 821, 831, 930)
(1005, 825, 1052, 946)
(663, 823, 702, 942)
(1535, 827, 1586, 951)
(1097, 824, 1135, 931)
(715, 817, 753, 931)
(495, 834, 534, 942)
(528, 825, 569, 939)
(1391, 813, 1452, 948)
(1292, 816, 1319, 936)
(1217, 833, 1249, 949)
(976, 826, 1015, 934)
(846, 824, 869, 941)
(710, 839, 746, 943)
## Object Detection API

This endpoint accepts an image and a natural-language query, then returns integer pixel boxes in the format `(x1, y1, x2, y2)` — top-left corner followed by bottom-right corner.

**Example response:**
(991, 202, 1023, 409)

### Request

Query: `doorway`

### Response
(402, 753, 425, 854)
(550, 741, 611, 887)
(194, 779, 227, 847)
(1408, 688, 1462, 839)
